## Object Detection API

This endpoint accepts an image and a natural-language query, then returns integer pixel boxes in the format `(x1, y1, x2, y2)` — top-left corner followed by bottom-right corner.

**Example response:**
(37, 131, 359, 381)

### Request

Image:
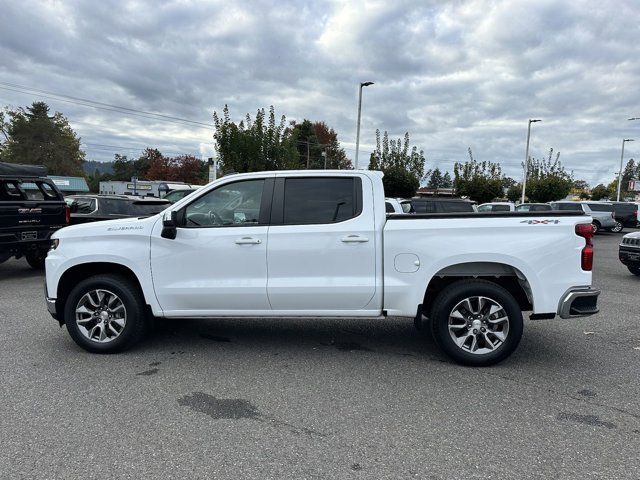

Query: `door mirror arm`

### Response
(161, 210, 178, 239)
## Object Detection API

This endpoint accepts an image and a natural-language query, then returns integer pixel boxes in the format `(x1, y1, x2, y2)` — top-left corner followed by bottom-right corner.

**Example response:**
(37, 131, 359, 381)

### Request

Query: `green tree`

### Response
(0, 102, 84, 175)
(368, 130, 425, 181)
(506, 184, 522, 202)
(442, 171, 452, 188)
(453, 159, 504, 204)
(525, 149, 573, 203)
(590, 184, 609, 201)
(426, 167, 444, 188)
(213, 105, 298, 173)
(382, 166, 419, 198)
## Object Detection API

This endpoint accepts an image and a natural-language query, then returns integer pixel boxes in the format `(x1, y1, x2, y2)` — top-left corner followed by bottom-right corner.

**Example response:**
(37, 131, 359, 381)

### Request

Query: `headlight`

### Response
(50, 239, 60, 250)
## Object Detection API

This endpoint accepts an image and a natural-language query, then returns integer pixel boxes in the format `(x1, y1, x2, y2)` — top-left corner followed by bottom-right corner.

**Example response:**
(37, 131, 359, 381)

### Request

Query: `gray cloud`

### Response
(1, 0, 638, 185)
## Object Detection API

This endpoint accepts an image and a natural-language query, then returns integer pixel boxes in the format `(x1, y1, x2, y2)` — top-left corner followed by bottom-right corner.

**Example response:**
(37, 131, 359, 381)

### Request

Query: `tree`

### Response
(382, 166, 419, 197)
(573, 179, 590, 191)
(426, 168, 444, 188)
(213, 105, 298, 173)
(453, 159, 504, 204)
(0, 102, 85, 175)
(442, 171, 452, 188)
(525, 149, 573, 203)
(312, 121, 351, 169)
(506, 184, 522, 202)
(368, 130, 426, 181)
(590, 184, 609, 201)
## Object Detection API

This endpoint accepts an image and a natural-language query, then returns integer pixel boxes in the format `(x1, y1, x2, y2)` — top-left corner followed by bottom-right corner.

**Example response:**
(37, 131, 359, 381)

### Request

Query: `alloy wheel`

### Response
(75, 289, 127, 343)
(447, 296, 509, 355)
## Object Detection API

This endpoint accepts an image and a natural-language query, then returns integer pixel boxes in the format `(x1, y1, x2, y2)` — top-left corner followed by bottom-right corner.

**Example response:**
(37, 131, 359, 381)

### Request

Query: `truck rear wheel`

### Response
(63, 274, 147, 353)
(430, 280, 523, 366)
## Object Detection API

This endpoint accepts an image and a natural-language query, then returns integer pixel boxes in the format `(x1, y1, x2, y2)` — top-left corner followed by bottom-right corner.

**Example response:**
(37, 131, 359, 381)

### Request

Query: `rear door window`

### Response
(282, 177, 360, 224)
(411, 200, 436, 213)
(440, 201, 474, 213)
(587, 203, 614, 212)
(492, 205, 511, 212)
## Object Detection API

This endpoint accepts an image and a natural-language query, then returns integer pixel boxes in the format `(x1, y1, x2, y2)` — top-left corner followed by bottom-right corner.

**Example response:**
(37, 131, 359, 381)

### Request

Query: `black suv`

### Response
(65, 194, 170, 224)
(0, 162, 68, 269)
(410, 197, 477, 213)
(608, 202, 638, 233)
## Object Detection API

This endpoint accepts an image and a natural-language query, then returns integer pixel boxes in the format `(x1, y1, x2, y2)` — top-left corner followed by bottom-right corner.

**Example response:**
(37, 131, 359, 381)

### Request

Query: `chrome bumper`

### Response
(558, 288, 600, 319)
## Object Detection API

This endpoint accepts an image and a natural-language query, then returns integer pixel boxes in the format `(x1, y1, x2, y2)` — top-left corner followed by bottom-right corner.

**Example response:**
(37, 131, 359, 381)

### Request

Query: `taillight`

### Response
(64, 205, 70, 224)
(575, 223, 593, 271)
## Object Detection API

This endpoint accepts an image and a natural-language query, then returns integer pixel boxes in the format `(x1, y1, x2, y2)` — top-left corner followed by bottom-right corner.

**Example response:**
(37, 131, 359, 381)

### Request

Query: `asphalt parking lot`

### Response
(1, 231, 638, 479)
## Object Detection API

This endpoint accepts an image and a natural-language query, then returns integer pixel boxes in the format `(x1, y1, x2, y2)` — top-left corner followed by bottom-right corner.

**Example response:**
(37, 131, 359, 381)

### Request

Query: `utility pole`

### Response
(617, 139, 634, 201)
(521, 119, 541, 203)
(355, 81, 374, 169)
(306, 141, 310, 169)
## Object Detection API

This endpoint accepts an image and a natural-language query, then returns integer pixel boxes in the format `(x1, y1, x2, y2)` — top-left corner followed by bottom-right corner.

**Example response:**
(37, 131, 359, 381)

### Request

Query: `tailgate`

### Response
(0, 200, 67, 246)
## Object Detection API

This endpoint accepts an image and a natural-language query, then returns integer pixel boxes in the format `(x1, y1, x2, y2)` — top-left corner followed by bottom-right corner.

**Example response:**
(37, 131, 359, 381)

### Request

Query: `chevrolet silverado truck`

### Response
(45, 170, 600, 366)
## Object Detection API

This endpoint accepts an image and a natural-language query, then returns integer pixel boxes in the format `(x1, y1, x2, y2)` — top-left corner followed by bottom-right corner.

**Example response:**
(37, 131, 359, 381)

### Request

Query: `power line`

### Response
(0, 82, 213, 130)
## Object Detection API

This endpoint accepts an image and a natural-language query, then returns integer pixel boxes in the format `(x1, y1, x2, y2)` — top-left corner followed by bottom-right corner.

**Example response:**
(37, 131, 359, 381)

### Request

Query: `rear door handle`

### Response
(341, 234, 369, 243)
(235, 237, 262, 245)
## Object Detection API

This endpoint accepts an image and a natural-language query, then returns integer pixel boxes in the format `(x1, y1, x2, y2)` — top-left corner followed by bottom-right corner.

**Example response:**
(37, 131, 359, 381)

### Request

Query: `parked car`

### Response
(549, 201, 616, 233)
(584, 202, 622, 233)
(619, 231, 640, 276)
(0, 162, 69, 269)
(385, 198, 414, 214)
(515, 203, 552, 212)
(477, 202, 515, 212)
(163, 188, 199, 204)
(65, 195, 170, 224)
(45, 170, 599, 366)
(608, 202, 639, 232)
(411, 197, 477, 213)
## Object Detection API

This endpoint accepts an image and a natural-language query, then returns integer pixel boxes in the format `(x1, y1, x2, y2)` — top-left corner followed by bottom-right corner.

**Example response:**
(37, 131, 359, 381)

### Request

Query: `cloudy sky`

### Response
(1, 0, 639, 185)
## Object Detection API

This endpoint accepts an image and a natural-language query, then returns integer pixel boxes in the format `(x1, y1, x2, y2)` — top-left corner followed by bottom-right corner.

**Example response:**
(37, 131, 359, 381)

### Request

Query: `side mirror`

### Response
(161, 210, 178, 239)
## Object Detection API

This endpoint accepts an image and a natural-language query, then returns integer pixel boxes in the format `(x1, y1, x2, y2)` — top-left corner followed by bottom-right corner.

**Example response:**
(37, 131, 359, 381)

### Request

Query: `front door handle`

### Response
(341, 234, 369, 243)
(235, 237, 262, 245)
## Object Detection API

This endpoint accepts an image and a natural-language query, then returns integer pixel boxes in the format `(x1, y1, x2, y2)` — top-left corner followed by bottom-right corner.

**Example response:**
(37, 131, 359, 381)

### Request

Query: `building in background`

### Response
(99, 179, 200, 197)
(49, 176, 90, 195)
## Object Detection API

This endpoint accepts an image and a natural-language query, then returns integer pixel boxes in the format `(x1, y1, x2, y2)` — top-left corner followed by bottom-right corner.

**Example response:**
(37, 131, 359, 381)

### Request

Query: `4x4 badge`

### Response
(520, 219, 560, 224)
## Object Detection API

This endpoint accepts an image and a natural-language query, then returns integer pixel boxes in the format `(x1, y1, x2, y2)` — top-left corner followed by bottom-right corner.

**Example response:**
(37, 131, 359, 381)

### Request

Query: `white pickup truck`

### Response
(45, 170, 600, 366)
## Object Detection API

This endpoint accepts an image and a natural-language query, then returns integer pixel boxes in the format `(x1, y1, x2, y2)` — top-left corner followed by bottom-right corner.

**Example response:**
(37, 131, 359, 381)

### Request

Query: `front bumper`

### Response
(619, 246, 640, 267)
(43, 279, 57, 319)
(558, 288, 600, 319)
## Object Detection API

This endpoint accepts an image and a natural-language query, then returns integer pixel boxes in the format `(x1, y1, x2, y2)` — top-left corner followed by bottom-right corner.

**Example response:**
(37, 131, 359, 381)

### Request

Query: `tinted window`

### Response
(555, 203, 583, 211)
(411, 200, 436, 213)
(385, 202, 395, 213)
(440, 201, 475, 213)
(531, 204, 551, 211)
(493, 205, 511, 212)
(283, 178, 358, 224)
(69, 197, 97, 214)
(101, 198, 132, 215)
(515, 204, 530, 212)
(587, 203, 614, 212)
(0, 180, 26, 200)
(477, 204, 492, 212)
(184, 179, 264, 227)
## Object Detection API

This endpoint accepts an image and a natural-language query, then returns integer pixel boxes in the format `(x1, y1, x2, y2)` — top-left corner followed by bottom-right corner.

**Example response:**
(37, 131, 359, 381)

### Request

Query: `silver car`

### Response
(549, 201, 616, 233)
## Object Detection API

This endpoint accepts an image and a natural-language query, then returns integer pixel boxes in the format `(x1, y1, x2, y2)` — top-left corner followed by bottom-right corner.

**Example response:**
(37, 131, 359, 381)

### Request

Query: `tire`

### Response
(611, 221, 624, 233)
(592, 221, 601, 234)
(25, 250, 46, 270)
(63, 274, 147, 353)
(628, 266, 640, 276)
(430, 279, 524, 366)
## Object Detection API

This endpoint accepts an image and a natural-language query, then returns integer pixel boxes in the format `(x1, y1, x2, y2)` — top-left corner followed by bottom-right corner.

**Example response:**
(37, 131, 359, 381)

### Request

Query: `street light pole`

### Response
(617, 138, 634, 201)
(354, 81, 374, 169)
(521, 119, 541, 204)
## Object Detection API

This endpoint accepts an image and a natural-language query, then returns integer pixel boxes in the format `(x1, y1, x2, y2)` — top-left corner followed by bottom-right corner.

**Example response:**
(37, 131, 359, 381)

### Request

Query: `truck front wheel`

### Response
(430, 280, 523, 366)
(63, 274, 147, 353)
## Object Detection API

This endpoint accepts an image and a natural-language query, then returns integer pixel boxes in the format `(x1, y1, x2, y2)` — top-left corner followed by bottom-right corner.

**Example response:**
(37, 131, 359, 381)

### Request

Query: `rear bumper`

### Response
(558, 288, 600, 319)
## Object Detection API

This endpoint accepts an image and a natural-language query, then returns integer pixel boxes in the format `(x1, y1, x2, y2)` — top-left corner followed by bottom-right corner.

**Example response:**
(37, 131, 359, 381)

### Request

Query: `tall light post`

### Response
(617, 138, 634, 201)
(354, 81, 374, 169)
(521, 119, 542, 203)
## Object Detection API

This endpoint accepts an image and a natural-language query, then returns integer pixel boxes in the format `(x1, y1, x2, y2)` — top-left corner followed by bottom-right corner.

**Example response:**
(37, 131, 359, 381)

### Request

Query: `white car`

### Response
(45, 170, 600, 366)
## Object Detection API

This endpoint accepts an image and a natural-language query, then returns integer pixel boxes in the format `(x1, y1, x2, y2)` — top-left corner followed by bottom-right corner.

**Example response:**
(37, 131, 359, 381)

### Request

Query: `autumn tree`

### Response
(0, 101, 84, 175)
(312, 121, 351, 169)
(213, 105, 298, 173)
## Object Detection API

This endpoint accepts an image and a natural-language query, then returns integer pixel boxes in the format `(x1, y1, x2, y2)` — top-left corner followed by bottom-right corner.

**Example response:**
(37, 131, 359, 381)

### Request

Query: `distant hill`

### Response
(83, 160, 114, 175)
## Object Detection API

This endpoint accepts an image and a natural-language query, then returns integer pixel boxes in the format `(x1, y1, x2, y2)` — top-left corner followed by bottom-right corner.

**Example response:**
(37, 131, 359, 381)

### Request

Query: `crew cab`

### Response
(1, 162, 69, 269)
(45, 170, 600, 366)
